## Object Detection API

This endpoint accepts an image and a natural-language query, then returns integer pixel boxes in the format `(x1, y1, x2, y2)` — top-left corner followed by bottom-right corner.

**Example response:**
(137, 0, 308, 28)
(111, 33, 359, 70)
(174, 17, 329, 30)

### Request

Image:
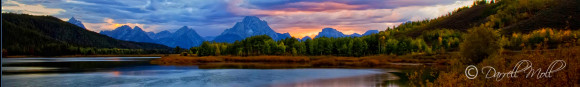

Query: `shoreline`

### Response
(150, 54, 452, 68)
(4, 54, 166, 58)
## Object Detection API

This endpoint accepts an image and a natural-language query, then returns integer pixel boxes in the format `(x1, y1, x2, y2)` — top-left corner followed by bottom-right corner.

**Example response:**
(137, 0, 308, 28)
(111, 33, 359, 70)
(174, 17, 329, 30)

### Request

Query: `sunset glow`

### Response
(3, 0, 579, 87)
(2, 0, 475, 37)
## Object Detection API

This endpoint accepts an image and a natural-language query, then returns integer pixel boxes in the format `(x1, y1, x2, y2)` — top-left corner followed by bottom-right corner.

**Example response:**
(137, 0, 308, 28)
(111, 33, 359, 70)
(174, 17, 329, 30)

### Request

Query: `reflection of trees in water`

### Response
(2, 61, 151, 74)
(271, 69, 411, 87)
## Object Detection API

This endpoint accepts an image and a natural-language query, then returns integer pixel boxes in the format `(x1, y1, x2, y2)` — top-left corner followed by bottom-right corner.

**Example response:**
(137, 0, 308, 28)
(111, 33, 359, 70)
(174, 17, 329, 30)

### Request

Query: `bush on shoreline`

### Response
(460, 26, 501, 64)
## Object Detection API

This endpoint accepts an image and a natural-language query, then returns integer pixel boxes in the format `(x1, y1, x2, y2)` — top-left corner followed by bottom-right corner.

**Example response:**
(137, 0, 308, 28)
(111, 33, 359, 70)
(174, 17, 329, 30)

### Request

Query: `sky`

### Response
(2, 0, 476, 38)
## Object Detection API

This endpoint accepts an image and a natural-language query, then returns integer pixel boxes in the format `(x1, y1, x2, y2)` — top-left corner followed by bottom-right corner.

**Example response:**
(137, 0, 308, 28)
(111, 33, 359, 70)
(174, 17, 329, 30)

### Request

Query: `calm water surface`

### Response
(2, 57, 411, 87)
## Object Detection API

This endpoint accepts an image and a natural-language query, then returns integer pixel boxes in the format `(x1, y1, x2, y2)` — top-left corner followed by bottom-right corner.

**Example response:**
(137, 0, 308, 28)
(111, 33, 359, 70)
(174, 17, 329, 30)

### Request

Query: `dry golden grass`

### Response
(150, 55, 224, 65)
(223, 56, 310, 63)
(150, 54, 452, 68)
(5, 54, 166, 58)
(310, 57, 387, 67)
(412, 46, 580, 87)
(196, 63, 311, 69)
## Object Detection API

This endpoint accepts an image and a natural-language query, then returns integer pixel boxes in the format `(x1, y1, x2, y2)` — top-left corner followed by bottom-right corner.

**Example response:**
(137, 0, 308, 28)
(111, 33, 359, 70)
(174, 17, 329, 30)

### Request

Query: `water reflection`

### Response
(272, 69, 407, 87)
(3, 69, 395, 87)
(273, 74, 383, 87)
(110, 66, 199, 76)
(2, 57, 158, 74)
(2, 57, 159, 64)
(2, 67, 60, 71)
(2, 57, 413, 87)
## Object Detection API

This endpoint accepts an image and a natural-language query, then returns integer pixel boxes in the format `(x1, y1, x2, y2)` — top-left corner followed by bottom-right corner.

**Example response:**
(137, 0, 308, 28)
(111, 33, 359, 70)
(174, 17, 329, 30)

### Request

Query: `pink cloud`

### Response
(260, 0, 475, 38)
(280, 2, 366, 12)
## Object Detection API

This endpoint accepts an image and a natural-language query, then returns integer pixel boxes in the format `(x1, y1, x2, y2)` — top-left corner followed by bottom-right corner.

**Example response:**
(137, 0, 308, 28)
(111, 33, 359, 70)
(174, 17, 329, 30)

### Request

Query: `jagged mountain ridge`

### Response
(314, 28, 378, 38)
(156, 26, 205, 48)
(67, 17, 86, 29)
(101, 25, 205, 48)
(213, 16, 286, 43)
(99, 16, 383, 48)
(314, 28, 346, 38)
(99, 25, 157, 43)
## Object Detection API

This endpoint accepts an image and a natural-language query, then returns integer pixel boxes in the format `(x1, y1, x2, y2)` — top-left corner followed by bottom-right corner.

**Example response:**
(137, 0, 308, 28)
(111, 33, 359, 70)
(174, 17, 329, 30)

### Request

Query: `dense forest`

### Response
(187, 0, 580, 60)
(2, 13, 172, 56)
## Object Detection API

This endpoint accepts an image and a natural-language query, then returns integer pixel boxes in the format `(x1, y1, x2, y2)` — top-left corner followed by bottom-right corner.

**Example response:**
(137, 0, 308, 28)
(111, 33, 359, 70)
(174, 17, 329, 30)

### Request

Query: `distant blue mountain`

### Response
(203, 36, 216, 41)
(155, 26, 205, 48)
(315, 28, 346, 38)
(276, 33, 292, 40)
(362, 30, 379, 36)
(100, 25, 205, 48)
(148, 30, 172, 39)
(67, 17, 86, 29)
(100, 25, 156, 43)
(348, 33, 362, 37)
(214, 34, 244, 43)
(213, 16, 288, 43)
(301, 36, 312, 41)
(314, 28, 379, 38)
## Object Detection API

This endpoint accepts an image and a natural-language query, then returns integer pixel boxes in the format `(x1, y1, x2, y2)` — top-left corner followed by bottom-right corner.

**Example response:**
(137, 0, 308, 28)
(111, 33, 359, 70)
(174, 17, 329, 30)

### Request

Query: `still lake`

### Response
(2, 57, 413, 87)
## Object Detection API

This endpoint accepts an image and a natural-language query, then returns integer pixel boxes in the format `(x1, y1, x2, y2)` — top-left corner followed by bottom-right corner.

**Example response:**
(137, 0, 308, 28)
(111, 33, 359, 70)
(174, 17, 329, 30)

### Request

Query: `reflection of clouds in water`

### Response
(2, 67, 60, 71)
(1, 57, 160, 64)
(273, 69, 403, 87)
(2, 69, 390, 87)
(110, 66, 200, 76)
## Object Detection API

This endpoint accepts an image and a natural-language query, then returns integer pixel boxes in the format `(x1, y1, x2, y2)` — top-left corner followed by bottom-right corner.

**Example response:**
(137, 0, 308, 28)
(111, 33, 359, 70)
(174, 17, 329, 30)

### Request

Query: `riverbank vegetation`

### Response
(403, 0, 580, 86)
(408, 45, 580, 87)
(151, 54, 452, 68)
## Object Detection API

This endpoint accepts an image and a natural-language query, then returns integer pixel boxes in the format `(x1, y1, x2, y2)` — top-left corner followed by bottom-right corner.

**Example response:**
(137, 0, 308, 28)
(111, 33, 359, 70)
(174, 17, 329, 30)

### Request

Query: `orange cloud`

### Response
(275, 26, 369, 38)
(1, 0, 65, 15)
(276, 27, 321, 38)
(103, 18, 145, 30)
(83, 18, 152, 32)
(260, 1, 475, 38)
(271, 22, 403, 39)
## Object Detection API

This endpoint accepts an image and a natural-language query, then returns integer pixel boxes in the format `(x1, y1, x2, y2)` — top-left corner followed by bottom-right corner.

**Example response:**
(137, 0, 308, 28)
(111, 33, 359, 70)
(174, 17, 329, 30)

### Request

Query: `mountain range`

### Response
(154, 26, 205, 48)
(100, 26, 205, 48)
(99, 25, 157, 43)
(2, 13, 170, 53)
(213, 16, 289, 43)
(98, 16, 381, 48)
(314, 28, 346, 38)
(314, 28, 377, 38)
(67, 17, 86, 29)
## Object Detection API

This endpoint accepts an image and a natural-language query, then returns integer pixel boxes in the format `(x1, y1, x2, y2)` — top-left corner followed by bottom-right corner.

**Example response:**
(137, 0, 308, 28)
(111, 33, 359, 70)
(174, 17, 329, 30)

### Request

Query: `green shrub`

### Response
(459, 26, 501, 63)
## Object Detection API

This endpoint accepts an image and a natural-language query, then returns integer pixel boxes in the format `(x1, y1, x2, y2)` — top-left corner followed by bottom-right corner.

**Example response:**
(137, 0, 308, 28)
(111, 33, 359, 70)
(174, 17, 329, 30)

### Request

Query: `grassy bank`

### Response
(408, 46, 580, 86)
(150, 54, 452, 68)
(5, 54, 166, 58)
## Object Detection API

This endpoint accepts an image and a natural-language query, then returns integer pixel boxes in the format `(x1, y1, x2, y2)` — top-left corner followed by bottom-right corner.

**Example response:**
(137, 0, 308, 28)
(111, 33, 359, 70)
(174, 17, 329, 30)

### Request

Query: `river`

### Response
(2, 57, 413, 87)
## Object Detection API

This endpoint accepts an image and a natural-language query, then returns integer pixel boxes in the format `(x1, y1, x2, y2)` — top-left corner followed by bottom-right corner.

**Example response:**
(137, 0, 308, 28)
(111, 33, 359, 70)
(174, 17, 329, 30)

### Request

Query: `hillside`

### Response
(501, 0, 580, 34)
(398, 0, 580, 37)
(2, 13, 171, 56)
